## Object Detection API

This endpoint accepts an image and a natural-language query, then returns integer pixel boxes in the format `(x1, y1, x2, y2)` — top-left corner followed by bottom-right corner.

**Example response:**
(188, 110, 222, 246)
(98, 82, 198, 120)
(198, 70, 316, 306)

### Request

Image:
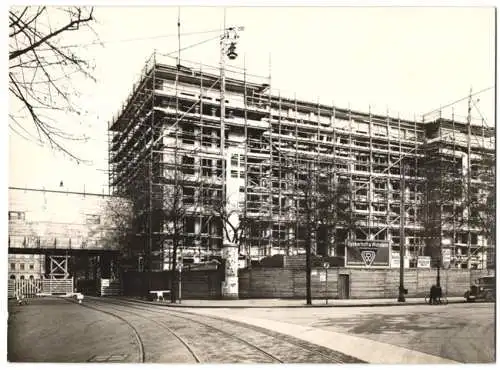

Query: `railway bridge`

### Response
(8, 187, 123, 297)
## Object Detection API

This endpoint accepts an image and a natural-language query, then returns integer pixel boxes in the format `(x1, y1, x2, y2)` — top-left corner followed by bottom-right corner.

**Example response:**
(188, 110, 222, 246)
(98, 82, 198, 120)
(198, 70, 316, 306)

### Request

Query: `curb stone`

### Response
(121, 297, 468, 309)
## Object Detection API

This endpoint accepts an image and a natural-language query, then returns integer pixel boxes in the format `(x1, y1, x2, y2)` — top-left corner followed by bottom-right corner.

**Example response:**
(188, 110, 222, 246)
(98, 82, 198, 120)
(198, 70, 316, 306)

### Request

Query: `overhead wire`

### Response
(161, 34, 221, 58)
(35, 28, 224, 51)
(472, 99, 491, 127)
(422, 86, 494, 119)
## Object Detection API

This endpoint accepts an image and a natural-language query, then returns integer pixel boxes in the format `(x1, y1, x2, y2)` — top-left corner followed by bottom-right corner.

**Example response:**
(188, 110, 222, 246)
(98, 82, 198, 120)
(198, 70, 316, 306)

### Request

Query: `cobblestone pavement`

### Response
(183, 302, 494, 363)
(83, 297, 362, 363)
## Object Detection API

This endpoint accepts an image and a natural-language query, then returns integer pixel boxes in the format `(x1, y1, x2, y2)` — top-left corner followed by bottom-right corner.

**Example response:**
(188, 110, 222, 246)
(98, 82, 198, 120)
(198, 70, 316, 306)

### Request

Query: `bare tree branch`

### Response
(9, 6, 98, 162)
(9, 7, 39, 37)
(9, 7, 93, 60)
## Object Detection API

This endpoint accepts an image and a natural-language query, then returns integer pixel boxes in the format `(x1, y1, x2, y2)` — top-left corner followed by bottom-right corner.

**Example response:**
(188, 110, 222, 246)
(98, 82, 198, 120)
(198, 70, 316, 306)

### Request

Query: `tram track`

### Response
(90, 297, 363, 363)
(85, 297, 281, 363)
(82, 298, 201, 363)
(78, 299, 145, 363)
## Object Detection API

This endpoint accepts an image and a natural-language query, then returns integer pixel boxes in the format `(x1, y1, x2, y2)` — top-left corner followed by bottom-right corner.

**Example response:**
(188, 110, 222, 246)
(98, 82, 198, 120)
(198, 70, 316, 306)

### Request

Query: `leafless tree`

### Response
(101, 196, 135, 259)
(288, 159, 353, 305)
(211, 197, 249, 252)
(424, 152, 495, 268)
(465, 156, 495, 251)
(155, 182, 186, 302)
(152, 152, 205, 303)
(9, 6, 98, 161)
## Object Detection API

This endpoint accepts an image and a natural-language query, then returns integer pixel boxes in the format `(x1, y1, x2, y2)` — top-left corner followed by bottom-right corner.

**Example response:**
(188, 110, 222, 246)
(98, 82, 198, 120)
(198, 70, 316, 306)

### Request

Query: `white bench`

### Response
(150, 290, 170, 302)
(75, 293, 84, 304)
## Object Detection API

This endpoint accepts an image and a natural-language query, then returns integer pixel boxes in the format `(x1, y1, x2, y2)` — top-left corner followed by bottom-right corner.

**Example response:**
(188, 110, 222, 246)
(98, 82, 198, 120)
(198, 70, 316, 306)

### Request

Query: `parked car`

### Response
(464, 276, 496, 302)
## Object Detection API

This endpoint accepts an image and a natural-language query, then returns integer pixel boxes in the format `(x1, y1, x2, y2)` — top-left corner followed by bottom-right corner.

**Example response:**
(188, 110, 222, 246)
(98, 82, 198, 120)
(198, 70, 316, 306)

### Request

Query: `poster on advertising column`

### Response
(345, 241, 390, 267)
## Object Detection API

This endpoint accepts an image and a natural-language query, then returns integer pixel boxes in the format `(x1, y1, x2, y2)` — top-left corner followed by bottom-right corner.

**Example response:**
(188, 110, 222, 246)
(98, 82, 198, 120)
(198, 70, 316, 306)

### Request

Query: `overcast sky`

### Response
(7, 5, 496, 194)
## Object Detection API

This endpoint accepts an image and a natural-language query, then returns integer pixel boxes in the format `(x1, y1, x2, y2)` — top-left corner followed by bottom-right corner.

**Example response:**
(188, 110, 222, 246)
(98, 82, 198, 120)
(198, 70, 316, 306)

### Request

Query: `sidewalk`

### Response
(179, 309, 458, 364)
(135, 296, 467, 308)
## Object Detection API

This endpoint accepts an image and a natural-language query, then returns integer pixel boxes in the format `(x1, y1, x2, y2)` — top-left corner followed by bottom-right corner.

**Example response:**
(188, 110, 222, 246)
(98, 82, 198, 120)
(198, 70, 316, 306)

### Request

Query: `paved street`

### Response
(185, 302, 495, 363)
(8, 297, 360, 363)
(7, 297, 141, 362)
(8, 297, 494, 363)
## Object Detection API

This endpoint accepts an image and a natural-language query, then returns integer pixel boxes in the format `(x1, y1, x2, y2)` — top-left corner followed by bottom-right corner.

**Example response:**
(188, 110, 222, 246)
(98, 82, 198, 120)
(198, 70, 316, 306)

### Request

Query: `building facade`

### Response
(8, 187, 122, 280)
(8, 253, 45, 281)
(108, 54, 495, 271)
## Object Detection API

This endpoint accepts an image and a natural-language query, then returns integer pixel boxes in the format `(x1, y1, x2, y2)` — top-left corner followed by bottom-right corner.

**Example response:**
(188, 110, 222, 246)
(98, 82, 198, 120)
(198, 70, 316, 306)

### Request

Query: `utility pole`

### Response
(436, 244, 441, 287)
(148, 161, 153, 273)
(219, 12, 242, 299)
(220, 11, 226, 203)
(324, 262, 330, 305)
(466, 88, 472, 269)
(219, 18, 240, 201)
(398, 164, 406, 302)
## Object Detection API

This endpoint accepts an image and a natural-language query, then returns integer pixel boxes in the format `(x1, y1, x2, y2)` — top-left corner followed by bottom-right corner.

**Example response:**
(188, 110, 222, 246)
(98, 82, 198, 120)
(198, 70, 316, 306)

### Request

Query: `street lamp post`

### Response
(178, 261, 183, 304)
(436, 255, 441, 287)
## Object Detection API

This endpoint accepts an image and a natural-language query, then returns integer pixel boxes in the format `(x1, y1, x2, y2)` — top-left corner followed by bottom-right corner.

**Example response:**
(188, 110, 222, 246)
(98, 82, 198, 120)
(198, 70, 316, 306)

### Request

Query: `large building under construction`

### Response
(108, 53, 495, 272)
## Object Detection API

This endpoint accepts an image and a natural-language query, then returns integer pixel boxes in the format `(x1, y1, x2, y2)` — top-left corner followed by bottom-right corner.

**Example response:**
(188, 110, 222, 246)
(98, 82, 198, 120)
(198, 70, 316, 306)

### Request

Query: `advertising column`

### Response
(221, 241, 239, 299)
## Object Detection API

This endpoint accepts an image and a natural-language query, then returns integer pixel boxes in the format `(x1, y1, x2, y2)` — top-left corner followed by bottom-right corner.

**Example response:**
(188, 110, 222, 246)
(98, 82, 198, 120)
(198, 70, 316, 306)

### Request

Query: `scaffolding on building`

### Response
(422, 98, 495, 269)
(108, 52, 494, 271)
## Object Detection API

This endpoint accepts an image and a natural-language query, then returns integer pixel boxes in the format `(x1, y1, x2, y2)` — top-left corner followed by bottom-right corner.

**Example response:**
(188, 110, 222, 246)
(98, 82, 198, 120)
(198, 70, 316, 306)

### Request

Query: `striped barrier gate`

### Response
(8, 278, 74, 298)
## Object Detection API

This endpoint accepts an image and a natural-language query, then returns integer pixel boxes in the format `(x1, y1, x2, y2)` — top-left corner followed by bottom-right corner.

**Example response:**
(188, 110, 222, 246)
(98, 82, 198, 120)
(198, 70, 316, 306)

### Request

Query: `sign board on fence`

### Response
(391, 253, 410, 268)
(442, 249, 451, 264)
(319, 272, 326, 282)
(101, 279, 110, 288)
(417, 256, 431, 268)
(345, 243, 390, 267)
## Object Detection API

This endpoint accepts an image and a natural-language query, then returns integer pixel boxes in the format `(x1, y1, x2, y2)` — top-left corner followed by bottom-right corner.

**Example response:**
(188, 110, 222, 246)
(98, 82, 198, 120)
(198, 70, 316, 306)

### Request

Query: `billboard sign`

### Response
(346, 241, 390, 267)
